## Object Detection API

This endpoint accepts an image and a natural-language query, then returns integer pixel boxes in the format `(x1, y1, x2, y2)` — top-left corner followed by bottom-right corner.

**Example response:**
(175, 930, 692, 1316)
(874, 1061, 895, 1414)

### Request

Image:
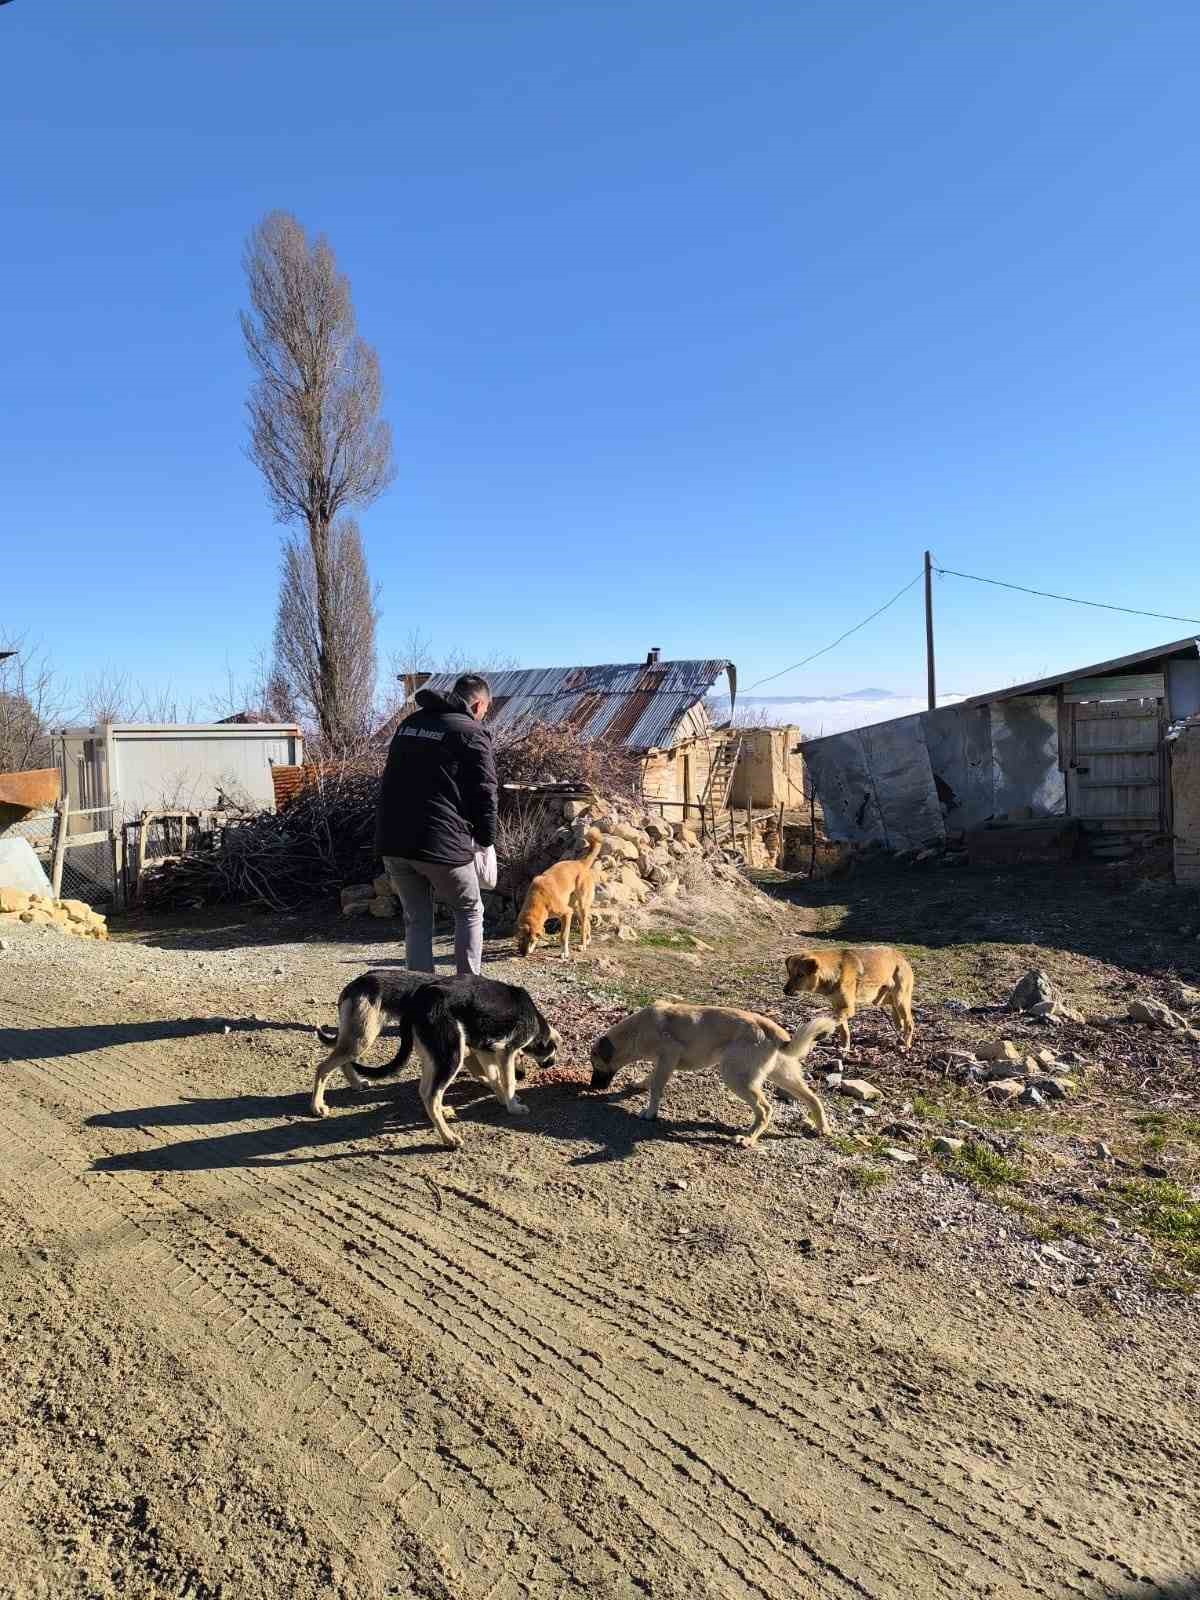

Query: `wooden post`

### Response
(110, 821, 126, 911)
(924, 549, 937, 711)
(51, 793, 70, 900)
(135, 812, 150, 897)
(179, 813, 189, 857)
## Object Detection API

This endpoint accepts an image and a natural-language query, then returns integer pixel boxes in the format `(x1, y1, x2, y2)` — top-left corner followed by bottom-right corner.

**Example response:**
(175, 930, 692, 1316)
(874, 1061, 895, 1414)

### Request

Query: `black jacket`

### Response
(375, 688, 498, 864)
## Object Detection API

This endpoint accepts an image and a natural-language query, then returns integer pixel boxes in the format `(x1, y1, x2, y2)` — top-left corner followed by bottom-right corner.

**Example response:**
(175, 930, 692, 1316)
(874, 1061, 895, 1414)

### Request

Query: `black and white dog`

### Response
(309, 971, 560, 1150)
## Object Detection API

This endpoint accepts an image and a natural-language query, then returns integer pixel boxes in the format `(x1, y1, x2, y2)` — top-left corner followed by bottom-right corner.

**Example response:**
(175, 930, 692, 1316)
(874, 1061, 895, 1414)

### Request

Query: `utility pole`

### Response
(924, 550, 936, 711)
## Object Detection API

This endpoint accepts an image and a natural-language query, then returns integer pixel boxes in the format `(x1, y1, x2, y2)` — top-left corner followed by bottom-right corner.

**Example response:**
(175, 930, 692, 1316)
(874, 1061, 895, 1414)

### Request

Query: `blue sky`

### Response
(4, 1, 1200, 720)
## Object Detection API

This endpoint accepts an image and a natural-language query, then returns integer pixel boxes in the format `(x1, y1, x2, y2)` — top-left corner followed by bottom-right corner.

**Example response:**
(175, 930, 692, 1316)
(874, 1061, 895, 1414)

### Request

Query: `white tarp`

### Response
(0, 836, 53, 896)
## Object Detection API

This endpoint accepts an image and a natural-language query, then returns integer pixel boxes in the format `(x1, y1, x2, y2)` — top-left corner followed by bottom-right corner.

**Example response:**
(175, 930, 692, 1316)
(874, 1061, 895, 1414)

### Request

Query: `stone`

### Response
(985, 1077, 1025, 1103)
(840, 1078, 881, 1103)
(674, 823, 700, 846)
(1030, 1076, 1074, 1100)
(981, 1060, 1030, 1082)
(1040, 1245, 1071, 1265)
(657, 878, 680, 901)
(1128, 999, 1186, 1030)
(562, 799, 591, 822)
(615, 925, 637, 943)
(932, 1136, 965, 1155)
(824, 1073, 843, 1089)
(1019, 1086, 1045, 1108)
(341, 882, 374, 908)
(594, 878, 641, 909)
(644, 819, 671, 843)
(0, 939, 7, 951)
(883, 1147, 919, 1164)
(60, 898, 91, 922)
(0, 888, 32, 915)
(976, 1040, 1023, 1064)
(600, 836, 640, 864)
(1167, 982, 1200, 1012)
(1094, 1141, 1113, 1160)
(1143, 1162, 1170, 1180)
(609, 822, 645, 845)
(1007, 969, 1056, 1012)
(368, 896, 397, 918)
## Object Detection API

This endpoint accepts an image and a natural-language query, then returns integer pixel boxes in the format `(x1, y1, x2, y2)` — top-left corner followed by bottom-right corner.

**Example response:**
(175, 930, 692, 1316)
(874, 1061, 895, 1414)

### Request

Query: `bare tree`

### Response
(272, 517, 378, 745)
(75, 670, 198, 726)
(0, 639, 62, 774)
(241, 210, 394, 751)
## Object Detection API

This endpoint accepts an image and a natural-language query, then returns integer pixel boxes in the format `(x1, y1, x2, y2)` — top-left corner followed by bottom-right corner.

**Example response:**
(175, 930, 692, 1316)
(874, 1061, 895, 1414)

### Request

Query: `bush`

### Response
(493, 720, 640, 797)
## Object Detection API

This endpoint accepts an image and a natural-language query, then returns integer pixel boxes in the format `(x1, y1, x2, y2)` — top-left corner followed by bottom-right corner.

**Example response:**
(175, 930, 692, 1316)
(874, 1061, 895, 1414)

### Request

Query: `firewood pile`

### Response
(141, 766, 378, 912)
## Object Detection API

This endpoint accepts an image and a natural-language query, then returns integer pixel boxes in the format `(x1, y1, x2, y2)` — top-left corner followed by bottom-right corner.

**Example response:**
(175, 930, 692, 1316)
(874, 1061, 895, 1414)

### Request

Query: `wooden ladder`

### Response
(702, 737, 742, 816)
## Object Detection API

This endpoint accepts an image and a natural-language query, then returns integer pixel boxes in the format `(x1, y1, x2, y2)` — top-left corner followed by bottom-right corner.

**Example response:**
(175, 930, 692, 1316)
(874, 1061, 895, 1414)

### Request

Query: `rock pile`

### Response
(0, 888, 108, 942)
(340, 873, 402, 919)
(1006, 968, 1085, 1025)
(936, 1038, 1080, 1107)
(338, 792, 745, 940)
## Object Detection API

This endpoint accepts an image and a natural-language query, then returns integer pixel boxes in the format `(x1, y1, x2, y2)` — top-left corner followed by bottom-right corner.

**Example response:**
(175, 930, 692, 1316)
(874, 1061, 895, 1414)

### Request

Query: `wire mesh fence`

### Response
(50, 805, 118, 908)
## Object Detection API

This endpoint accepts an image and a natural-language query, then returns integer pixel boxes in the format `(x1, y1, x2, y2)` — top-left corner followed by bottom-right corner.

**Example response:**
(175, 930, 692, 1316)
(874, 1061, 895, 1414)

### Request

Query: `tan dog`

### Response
(783, 945, 915, 1050)
(589, 1003, 837, 1147)
(515, 828, 603, 959)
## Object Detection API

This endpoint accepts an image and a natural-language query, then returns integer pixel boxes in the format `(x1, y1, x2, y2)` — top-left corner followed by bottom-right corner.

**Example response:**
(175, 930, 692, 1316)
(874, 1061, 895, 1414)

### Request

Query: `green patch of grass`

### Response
(636, 931, 686, 949)
(1134, 1113, 1200, 1143)
(1111, 1179, 1200, 1279)
(843, 1165, 892, 1192)
(951, 1142, 1026, 1191)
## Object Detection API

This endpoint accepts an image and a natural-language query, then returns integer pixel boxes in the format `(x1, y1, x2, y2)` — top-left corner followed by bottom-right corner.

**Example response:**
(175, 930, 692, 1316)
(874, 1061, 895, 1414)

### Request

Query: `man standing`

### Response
(376, 673, 497, 976)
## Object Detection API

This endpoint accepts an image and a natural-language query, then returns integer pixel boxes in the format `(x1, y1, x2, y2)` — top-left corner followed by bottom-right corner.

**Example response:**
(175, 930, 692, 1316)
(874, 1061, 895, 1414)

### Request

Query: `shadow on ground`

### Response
(1103, 1584, 1200, 1599)
(0, 1016, 312, 1064)
(83, 1074, 771, 1177)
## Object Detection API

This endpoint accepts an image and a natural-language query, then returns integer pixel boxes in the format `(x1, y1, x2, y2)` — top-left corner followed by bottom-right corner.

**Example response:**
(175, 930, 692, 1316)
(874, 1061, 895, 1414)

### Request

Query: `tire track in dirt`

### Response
(3, 1025, 875, 1599)
(0, 1091, 629, 1600)
(1, 1000, 1189, 1594)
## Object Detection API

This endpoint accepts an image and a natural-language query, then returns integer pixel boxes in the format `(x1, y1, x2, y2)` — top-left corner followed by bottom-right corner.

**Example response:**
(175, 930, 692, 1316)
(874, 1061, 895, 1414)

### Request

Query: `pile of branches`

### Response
(142, 721, 641, 914)
(141, 763, 379, 912)
(494, 719, 640, 796)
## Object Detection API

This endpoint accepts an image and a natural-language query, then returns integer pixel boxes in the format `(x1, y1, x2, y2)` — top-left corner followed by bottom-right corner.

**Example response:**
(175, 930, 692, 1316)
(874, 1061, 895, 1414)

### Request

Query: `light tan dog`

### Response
(515, 827, 603, 959)
(589, 1003, 837, 1147)
(783, 945, 915, 1050)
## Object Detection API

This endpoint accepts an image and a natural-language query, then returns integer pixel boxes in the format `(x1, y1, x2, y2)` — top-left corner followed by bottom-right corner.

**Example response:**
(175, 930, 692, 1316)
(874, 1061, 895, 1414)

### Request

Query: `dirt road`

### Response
(0, 913, 1197, 1599)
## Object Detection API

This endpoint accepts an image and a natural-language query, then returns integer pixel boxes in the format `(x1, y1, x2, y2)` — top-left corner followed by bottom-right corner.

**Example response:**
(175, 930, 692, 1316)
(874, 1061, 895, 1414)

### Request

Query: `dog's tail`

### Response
(348, 1014, 416, 1080)
(579, 827, 603, 869)
(777, 1014, 839, 1062)
(768, 1016, 837, 1113)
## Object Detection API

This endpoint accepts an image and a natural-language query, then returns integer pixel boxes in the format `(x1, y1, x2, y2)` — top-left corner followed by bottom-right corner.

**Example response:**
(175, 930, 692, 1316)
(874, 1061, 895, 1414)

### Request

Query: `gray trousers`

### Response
(382, 856, 483, 976)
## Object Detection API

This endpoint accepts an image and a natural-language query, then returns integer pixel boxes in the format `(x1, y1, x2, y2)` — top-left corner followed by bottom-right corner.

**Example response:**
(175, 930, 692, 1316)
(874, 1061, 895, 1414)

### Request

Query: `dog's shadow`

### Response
(83, 1067, 784, 1176)
(85, 1075, 519, 1173)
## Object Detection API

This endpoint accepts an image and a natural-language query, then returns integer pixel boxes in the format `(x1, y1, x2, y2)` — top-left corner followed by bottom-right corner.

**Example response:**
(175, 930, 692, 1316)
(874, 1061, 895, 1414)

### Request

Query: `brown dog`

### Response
(515, 828, 603, 959)
(783, 945, 915, 1050)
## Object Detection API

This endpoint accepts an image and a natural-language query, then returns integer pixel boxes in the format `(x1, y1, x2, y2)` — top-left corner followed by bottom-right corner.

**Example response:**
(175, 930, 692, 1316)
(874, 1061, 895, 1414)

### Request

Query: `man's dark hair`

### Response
(453, 673, 491, 706)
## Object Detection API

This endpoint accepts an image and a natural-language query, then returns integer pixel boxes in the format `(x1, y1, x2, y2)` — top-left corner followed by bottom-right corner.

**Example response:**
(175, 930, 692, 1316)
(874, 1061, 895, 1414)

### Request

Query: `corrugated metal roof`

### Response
(961, 636, 1200, 707)
(418, 659, 735, 751)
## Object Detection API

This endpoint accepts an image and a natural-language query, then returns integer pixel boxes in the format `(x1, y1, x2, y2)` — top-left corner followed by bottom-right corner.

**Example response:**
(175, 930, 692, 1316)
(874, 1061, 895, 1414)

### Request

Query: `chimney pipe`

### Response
(646, 647, 661, 665)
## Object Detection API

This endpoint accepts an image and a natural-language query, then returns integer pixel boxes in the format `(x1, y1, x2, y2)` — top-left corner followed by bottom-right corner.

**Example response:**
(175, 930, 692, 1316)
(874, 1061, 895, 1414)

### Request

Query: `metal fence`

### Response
(50, 804, 119, 907)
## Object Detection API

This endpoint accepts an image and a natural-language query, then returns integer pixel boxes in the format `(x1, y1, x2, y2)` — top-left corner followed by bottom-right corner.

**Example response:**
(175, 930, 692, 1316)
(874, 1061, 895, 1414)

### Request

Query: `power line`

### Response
(742, 572, 923, 692)
(934, 566, 1200, 627)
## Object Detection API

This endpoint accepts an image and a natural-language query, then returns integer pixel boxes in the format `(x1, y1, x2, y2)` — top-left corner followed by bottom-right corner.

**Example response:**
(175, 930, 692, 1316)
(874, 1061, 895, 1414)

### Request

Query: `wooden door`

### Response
(1067, 698, 1164, 828)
